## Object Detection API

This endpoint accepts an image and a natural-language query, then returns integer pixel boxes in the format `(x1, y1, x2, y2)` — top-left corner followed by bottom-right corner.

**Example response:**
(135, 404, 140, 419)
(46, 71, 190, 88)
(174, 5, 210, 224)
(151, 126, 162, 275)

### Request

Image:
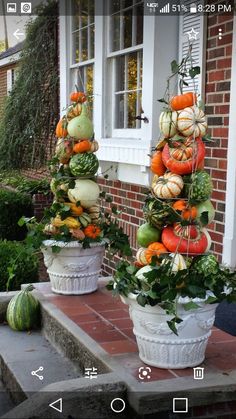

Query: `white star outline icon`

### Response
(187, 28, 199, 40)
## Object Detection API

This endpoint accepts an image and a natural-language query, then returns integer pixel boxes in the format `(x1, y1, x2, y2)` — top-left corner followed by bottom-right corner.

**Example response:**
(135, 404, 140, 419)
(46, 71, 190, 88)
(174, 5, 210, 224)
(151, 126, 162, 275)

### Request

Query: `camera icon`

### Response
(21, 2, 31, 13)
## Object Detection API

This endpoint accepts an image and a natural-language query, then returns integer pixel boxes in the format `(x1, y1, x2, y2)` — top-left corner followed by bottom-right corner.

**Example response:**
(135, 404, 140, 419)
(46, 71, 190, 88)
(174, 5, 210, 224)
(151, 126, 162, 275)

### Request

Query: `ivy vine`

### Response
(0, 0, 58, 170)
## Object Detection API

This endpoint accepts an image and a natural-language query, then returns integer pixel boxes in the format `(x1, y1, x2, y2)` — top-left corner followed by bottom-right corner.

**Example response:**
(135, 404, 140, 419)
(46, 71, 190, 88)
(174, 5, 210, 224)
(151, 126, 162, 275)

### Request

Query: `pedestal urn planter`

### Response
(42, 240, 105, 295)
(122, 293, 218, 369)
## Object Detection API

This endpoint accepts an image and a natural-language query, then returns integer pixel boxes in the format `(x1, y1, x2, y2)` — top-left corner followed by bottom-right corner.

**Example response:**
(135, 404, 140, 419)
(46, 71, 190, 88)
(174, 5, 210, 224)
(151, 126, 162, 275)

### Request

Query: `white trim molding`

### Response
(0, 52, 21, 68)
(222, 14, 236, 267)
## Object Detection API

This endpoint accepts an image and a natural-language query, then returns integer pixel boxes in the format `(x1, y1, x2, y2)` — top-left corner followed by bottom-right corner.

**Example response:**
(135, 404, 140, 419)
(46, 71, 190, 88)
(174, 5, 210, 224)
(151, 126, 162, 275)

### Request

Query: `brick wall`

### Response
(0, 62, 18, 116)
(204, 13, 233, 262)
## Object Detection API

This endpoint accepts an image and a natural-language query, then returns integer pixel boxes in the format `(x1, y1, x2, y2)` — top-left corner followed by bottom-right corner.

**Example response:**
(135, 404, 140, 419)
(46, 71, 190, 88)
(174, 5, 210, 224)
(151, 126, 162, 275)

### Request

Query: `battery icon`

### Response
(190, 3, 197, 13)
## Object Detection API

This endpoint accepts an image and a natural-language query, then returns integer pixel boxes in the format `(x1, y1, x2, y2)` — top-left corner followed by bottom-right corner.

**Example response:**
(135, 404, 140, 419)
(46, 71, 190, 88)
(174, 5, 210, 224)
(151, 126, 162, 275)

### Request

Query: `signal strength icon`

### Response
(160, 3, 170, 13)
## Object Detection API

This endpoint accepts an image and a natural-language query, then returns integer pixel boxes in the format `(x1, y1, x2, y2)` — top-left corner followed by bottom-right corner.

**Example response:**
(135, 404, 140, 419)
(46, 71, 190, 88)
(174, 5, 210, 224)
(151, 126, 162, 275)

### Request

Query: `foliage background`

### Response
(0, 0, 58, 170)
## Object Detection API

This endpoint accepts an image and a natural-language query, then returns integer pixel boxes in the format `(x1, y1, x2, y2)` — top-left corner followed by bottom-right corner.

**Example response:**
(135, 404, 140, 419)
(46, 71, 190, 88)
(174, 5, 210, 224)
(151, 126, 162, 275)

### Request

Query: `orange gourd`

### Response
(56, 118, 68, 138)
(73, 140, 91, 154)
(64, 202, 84, 216)
(170, 92, 197, 111)
(150, 151, 166, 176)
(172, 200, 187, 211)
(145, 242, 167, 264)
(172, 200, 197, 220)
(70, 92, 87, 103)
(84, 224, 101, 239)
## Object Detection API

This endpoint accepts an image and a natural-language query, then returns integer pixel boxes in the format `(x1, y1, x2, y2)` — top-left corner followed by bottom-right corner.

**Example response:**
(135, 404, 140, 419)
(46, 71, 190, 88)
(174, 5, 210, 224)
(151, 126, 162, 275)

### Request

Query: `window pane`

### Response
(124, 9, 132, 49)
(90, 26, 95, 59)
(128, 53, 137, 90)
(110, 14, 120, 51)
(72, 31, 80, 63)
(81, 28, 88, 61)
(123, 0, 133, 8)
(136, 5, 143, 45)
(110, 0, 121, 14)
(116, 56, 125, 91)
(115, 94, 125, 128)
(127, 92, 137, 128)
(72, 0, 80, 30)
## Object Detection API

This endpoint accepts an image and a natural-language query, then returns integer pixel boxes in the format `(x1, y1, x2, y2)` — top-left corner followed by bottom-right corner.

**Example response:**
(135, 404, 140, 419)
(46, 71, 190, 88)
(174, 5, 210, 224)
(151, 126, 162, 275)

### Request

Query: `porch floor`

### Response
(34, 278, 236, 384)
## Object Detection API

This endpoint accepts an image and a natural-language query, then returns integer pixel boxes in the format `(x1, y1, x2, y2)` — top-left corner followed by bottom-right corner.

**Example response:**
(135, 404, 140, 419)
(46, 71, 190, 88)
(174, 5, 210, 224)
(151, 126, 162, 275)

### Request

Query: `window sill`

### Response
(96, 138, 153, 166)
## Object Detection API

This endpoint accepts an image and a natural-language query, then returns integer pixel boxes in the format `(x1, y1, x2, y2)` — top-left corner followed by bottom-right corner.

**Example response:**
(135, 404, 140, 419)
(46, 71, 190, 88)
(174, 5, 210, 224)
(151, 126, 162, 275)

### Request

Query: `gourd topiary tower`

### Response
(42, 91, 105, 295)
(136, 53, 216, 279)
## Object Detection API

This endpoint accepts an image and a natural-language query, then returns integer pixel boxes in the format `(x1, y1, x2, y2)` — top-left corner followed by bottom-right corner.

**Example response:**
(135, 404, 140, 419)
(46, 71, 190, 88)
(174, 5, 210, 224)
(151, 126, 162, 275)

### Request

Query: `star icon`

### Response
(187, 28, 199, 40)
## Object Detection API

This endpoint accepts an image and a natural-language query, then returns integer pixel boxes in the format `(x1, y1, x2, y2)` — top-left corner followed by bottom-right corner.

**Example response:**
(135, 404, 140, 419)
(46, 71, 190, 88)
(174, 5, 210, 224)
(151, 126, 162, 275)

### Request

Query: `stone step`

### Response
(0, 380, 15, 416)
(0, 324, 81, 405)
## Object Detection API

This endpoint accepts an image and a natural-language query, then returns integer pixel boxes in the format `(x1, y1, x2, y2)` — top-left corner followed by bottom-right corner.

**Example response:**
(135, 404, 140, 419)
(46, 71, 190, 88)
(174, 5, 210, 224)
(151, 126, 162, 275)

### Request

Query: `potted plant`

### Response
(107, 51, 236, 369)
(20, 90, 131, 295)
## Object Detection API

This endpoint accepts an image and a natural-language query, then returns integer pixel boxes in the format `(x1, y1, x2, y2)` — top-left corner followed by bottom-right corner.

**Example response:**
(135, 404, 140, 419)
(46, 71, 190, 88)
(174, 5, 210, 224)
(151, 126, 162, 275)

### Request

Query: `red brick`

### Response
(218, 14, 233, 24)
(212, 128, 228, 138)
(224, 93, 230, 102)
(218, 160, 227, 170)
(226, 45, 232, 56)
(208, 70, 225, 82)
(218, 33, 233, 46)
(217, 58, 232, 69)
(205, 83, 215, 93)
(212, 190, 226, 201)
(206, 93, 223, 103)
(208, 47, 225, 59)
(215, 105, 229, 114)
(211, 169, 227, 180)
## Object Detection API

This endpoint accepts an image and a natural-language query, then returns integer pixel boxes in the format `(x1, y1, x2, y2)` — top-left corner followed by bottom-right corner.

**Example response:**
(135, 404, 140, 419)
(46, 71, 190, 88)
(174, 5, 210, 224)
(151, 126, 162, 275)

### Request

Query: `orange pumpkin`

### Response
(170, 92, 197, 111)
(56, 118, 68, 138)
(172, 200, 197, 220)
(84, 224, 101, 239)
(73, 140, 91, 154)
(145, 242, 168, 264)
(70, 91, 87, 103)
(150, 151, 166, 176)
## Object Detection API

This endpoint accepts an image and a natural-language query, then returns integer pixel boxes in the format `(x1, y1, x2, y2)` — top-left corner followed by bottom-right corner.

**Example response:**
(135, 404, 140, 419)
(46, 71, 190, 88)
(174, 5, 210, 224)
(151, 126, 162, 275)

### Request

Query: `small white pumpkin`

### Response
(177, 106, 207, 137)
(152, 172, 184, 199)
(136, 247, 148, 266)
(159, 111, 178, 138)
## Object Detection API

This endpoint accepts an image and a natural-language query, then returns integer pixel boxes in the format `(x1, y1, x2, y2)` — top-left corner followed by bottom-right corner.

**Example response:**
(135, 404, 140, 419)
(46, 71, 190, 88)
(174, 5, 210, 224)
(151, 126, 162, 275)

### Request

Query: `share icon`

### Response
(31, 366, 44, 381)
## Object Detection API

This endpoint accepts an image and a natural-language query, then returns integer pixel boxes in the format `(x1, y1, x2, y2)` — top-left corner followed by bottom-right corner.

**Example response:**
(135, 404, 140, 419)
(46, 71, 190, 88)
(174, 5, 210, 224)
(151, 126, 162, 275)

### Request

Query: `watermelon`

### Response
(7, 285, 40, 331)
(69, 153, 99, 177)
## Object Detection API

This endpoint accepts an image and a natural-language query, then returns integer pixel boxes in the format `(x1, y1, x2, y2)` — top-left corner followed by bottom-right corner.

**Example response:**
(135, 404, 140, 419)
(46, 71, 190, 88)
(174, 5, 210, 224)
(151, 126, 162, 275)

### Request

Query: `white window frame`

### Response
(59, 1, 181, 184)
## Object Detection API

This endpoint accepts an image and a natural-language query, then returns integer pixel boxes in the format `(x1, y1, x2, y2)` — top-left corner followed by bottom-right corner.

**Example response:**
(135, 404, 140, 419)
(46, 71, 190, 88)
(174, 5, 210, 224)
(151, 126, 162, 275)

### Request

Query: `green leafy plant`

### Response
(0, 189, 33, 240)
(108, 256, 236, 334)
(0, 240, 39, 291)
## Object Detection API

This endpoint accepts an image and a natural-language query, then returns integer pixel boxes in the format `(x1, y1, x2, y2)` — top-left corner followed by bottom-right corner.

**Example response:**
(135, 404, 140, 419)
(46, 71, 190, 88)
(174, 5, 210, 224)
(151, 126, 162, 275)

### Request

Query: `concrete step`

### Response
(0, 380, 15, 417)
(0, 324, 81, 405)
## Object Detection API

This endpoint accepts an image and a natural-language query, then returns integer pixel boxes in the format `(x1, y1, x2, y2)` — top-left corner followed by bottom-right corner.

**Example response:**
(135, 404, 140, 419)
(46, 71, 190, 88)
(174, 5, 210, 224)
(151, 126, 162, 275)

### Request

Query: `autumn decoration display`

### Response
(107, 47, 236, 369)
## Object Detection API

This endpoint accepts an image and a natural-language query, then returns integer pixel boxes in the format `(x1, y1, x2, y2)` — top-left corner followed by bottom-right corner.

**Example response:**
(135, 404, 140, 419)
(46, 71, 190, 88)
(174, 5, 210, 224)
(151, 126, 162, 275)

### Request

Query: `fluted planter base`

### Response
(121, 294, 218, 369)
(41, 240, 105, 295)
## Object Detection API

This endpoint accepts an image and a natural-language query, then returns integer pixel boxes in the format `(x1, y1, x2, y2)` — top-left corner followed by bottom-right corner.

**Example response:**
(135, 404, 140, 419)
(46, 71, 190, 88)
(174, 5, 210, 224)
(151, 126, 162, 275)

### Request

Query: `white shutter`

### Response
(179, 1, 206, 98)
(7, 69, 13, 94)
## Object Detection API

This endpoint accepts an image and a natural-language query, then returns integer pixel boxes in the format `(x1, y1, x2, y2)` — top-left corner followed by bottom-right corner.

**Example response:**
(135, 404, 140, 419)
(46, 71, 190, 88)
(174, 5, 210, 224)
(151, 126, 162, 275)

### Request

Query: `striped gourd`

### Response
(177, 106, 207, 137)
(152, 172, 184, 199)
(7, 285, 40, 331)
(159, 111, 178, 138)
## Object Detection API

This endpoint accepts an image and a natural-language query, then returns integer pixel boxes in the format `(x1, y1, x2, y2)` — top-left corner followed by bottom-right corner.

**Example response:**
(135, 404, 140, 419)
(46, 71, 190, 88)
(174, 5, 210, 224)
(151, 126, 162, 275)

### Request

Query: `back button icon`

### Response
(49, 398, 63, 413)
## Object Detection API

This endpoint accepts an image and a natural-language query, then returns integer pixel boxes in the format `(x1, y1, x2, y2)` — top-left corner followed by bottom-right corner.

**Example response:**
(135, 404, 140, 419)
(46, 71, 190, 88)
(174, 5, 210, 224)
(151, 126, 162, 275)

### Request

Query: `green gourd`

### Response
(7, 285, 40, 331)
(67, 105, 94, 140)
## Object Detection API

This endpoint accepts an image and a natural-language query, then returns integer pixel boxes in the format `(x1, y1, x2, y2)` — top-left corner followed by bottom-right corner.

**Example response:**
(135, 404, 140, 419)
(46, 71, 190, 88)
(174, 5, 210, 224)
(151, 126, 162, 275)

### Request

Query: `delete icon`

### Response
(173, 397, 188, 413)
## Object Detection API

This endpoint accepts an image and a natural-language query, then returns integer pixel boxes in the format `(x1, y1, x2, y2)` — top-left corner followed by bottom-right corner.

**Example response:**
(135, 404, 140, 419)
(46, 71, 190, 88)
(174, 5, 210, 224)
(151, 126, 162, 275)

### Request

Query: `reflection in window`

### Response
(71, 0, 95, 64)
(114, 52, 142, 129)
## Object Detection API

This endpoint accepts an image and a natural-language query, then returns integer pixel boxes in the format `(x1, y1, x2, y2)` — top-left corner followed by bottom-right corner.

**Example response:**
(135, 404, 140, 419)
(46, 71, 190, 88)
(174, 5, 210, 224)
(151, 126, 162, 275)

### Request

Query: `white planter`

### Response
(41, 240, 105, 295)
(121, 293, 218, 369)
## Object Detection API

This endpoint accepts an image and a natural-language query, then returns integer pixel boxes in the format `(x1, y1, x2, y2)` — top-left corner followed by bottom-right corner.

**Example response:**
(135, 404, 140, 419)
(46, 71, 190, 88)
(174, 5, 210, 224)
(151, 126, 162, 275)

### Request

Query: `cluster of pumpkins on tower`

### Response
(44, 91, 102, 241)
(136, 91, 215, 270)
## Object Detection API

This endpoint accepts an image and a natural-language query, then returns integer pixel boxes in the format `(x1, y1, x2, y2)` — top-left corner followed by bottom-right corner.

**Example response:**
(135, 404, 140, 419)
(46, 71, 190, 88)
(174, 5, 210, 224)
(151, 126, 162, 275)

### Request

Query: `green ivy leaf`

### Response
(171, 60, 179, 73)
(189, 66, 201, 79)
(183, 301, 200, 311)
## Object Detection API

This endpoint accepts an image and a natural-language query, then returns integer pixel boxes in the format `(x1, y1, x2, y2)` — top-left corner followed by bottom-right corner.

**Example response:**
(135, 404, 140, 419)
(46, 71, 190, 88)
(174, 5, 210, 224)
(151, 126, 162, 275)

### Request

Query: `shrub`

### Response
(0, 240, 39, 291)
(0, 170, 50, 195)
(0, 189, 33, 240)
